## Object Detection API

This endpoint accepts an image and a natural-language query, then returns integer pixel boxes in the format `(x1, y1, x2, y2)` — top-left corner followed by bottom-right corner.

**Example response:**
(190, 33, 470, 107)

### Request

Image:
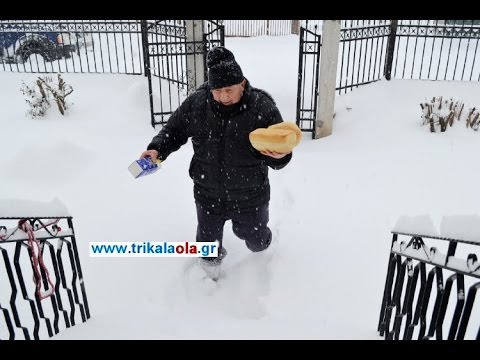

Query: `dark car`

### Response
(0, 24, 85, 63)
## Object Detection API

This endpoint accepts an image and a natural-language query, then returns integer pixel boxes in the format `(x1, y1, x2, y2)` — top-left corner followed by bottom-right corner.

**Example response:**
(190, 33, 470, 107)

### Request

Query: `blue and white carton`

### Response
(128, 157, 161, 178)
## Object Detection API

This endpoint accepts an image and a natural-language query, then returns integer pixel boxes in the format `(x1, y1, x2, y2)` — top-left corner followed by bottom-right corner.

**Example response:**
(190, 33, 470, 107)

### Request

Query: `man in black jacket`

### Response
(140, 46, 292, 278)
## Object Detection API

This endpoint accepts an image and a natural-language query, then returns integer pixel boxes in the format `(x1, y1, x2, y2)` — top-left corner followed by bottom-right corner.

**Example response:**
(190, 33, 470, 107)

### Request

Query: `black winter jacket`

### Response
(147, 80, 292, 212)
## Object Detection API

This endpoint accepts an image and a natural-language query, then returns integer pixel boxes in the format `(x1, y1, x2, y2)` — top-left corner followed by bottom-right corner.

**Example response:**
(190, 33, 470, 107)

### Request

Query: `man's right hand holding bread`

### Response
(259, 149, 290, 159)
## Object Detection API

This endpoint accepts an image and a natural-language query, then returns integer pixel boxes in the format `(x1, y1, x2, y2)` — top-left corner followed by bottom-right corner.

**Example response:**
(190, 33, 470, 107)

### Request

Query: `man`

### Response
(140, 46, 292, 279)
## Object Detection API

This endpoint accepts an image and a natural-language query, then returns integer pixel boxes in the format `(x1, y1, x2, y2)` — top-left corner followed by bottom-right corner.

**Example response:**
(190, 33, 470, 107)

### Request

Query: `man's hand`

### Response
(140, 149, 159, 162)
(260, 150, 290, 159)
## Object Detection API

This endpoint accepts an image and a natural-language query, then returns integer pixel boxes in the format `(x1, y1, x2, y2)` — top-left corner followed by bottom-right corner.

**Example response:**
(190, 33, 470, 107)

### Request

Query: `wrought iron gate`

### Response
(0, 216, 90, 340)
(297, 21, 391, 136)
(337, 21, 391, 94)
(141, 20, 224, 127)
(296, 23, 321, 136)
(378, 232, 480, 340)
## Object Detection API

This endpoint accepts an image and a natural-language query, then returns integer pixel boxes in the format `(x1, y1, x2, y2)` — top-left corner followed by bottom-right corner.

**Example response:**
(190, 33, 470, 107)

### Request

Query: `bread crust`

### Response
(249, 122, 302, 153)
(268, 122, 302, 146)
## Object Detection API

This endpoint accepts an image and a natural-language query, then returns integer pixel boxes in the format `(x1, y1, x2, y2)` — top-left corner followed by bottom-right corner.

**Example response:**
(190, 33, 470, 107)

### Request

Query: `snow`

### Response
(440, 215, 480, 243)
(1, 34, 480, 340)
(392, 215, 439, 237)
(0, 198, 70, 218)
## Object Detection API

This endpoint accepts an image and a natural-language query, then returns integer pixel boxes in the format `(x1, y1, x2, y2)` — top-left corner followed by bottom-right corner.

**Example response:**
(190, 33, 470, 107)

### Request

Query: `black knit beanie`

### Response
(207, 46, 244, 89)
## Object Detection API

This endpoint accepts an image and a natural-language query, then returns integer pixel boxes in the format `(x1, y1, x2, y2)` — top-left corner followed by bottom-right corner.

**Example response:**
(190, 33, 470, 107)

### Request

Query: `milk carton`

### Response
(128, 157, 161, 178)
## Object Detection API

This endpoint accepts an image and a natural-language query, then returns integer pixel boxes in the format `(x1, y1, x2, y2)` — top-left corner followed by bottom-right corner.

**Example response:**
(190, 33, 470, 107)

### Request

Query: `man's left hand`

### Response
(260, 150, 290, 159)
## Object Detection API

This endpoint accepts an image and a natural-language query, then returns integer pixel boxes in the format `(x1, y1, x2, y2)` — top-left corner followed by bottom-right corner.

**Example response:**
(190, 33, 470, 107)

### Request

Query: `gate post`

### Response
(384, 20, 398, 81)
(140, 20, 149, 77)
(315, 20, 340, 139)
(186, 20, 205, 94)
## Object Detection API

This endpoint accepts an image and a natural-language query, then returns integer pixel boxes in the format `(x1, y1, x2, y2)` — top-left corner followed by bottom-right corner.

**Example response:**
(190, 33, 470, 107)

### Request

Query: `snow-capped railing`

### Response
(378, 232, 480, 340)
(0, 216, 90, 340)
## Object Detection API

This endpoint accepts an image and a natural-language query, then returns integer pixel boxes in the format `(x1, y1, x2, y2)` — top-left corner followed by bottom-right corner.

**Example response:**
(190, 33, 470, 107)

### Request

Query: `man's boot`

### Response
(199, 246, 227, 281)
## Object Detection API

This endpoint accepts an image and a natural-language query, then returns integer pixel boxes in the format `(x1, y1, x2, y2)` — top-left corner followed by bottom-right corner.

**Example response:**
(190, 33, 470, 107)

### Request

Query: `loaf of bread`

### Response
(268, 122, 302, 147)
(249, 122, 302, 153)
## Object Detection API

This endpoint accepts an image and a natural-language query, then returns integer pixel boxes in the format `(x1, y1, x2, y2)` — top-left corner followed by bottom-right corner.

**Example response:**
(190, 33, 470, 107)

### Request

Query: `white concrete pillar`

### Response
(315, 20, 341, 139)
(186, 20, 205, 94)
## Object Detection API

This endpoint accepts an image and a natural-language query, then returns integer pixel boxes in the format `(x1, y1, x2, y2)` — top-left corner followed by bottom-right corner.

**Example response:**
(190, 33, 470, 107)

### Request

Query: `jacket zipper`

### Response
(218, 117, 227, 211)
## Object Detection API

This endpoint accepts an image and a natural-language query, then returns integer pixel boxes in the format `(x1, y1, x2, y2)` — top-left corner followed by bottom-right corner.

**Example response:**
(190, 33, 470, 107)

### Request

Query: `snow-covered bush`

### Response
(20, 74, 73, 118)
(420, 97, 480, 132)
(466, 107, 480, 131)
